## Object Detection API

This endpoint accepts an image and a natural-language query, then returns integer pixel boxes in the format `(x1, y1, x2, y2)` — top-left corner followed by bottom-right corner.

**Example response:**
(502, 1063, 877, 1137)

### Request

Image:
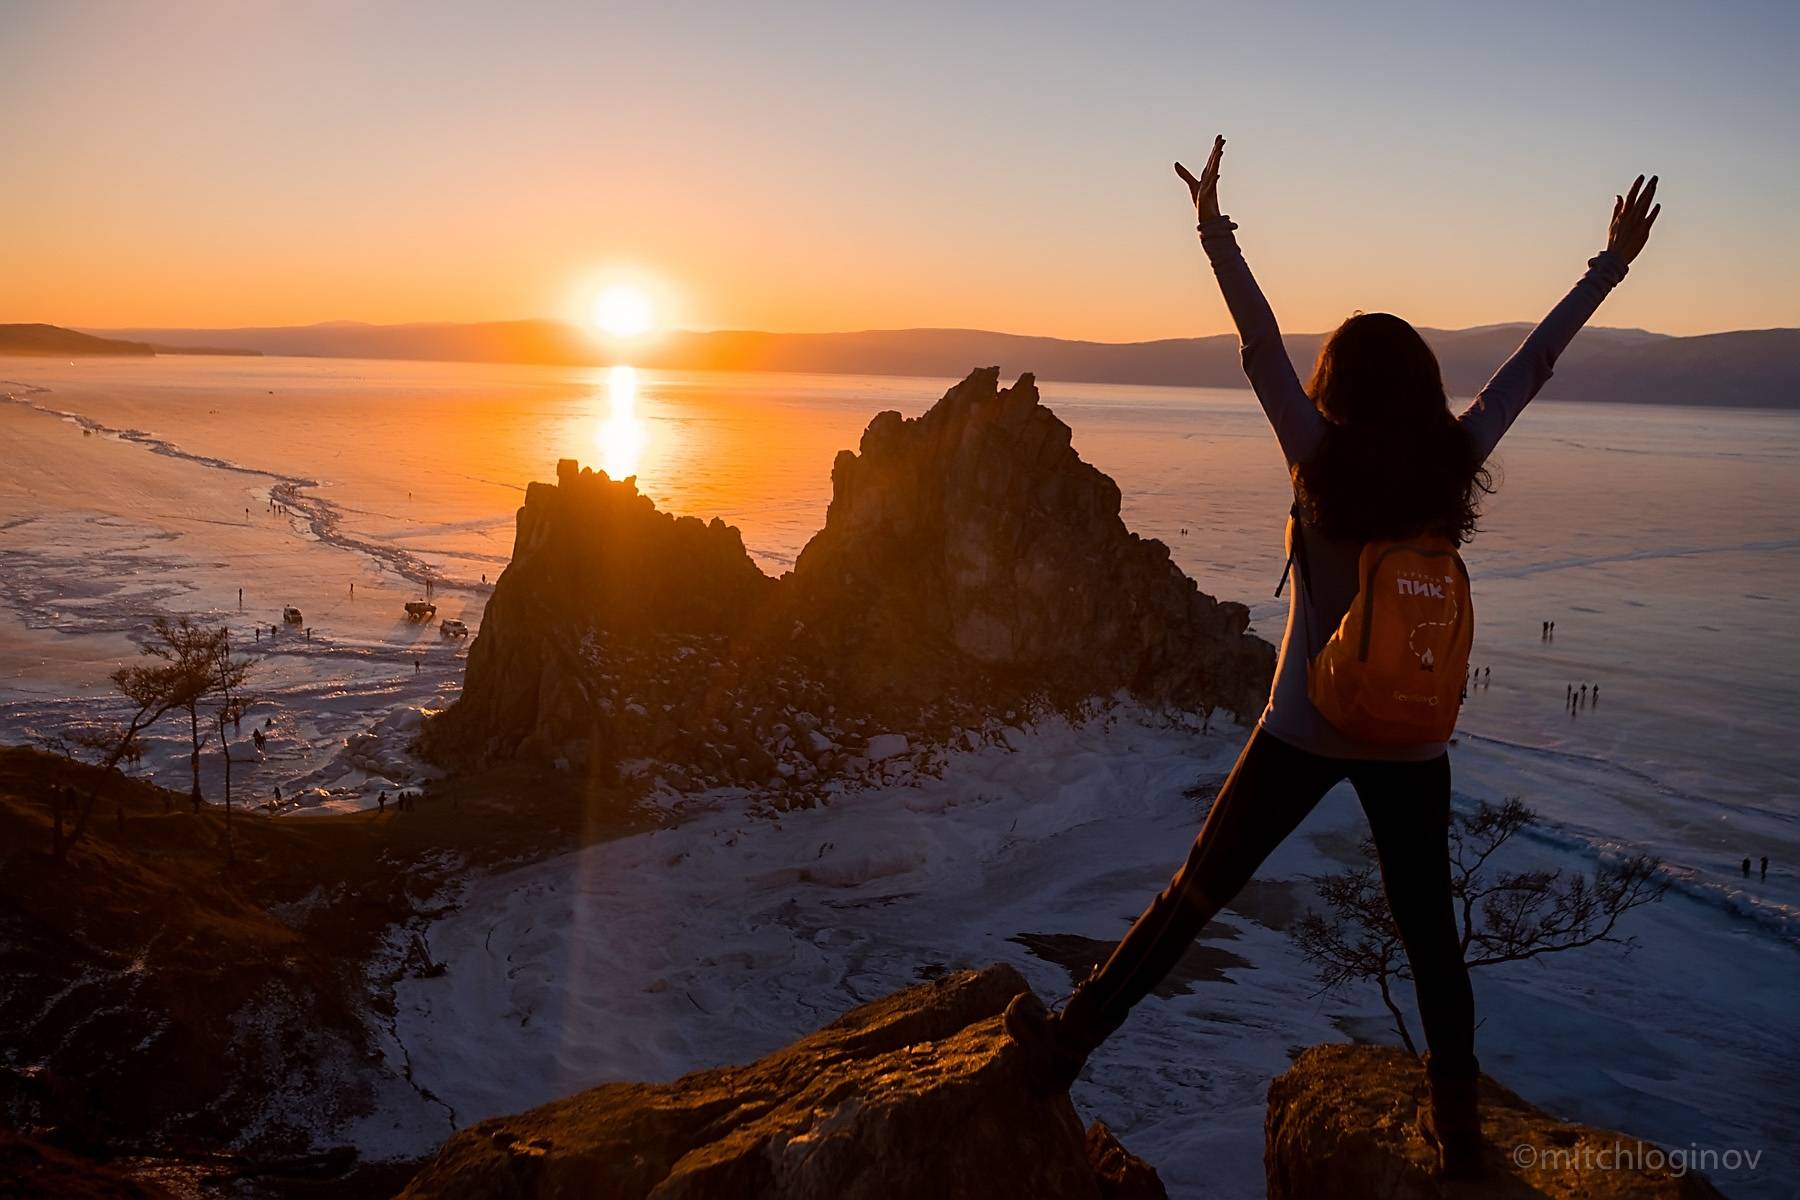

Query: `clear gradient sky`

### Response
(3, 0, 1796, 339)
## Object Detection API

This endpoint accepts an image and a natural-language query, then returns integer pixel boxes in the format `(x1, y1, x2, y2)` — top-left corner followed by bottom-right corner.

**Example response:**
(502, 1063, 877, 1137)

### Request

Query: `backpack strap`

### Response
(1275, 501, 1300, 589)
(1274, 501, 1320, 658)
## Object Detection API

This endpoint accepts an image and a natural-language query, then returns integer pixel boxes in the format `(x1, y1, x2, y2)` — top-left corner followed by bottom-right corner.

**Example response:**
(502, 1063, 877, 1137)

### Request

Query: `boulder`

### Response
(863, 733, 909, 762)
(398, 964, 1164, 1199)
(1265, 1044, 1725, 1199)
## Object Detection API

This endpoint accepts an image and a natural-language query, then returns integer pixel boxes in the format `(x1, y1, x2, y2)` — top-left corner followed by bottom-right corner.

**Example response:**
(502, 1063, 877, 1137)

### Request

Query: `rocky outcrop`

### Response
(425, 368, 1273, 782)
(397, 981, 1726, 1200)
(430, 458, 776, 765)
(398, 964, 1165, 1200)
(787, 368, 1268, 714)
(1265, 1045, 1725, 1199)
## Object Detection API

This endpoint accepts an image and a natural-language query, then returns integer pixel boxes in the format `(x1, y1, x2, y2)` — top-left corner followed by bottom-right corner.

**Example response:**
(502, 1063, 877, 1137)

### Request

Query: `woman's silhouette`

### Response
(1005, 135, 1659, 1178)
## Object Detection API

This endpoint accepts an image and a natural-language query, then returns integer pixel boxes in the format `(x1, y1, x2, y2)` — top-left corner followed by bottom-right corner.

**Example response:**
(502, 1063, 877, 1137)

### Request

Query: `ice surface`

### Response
(2, 358, 1797, 1194)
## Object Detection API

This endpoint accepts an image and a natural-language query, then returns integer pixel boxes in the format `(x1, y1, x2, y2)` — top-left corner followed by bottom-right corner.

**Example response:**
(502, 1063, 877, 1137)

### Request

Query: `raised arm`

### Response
(1460, 174, 1660, 461)
(1177, 137, 1325, 466)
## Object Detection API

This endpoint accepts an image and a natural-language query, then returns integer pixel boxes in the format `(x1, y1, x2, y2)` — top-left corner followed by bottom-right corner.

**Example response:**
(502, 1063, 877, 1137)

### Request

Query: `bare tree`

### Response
(140, 617, 228, 814)
(1292, 797, 1669, 1053)
(1295, 860, 1416, 1050)
(41, 618, 253, 863)
(47, 660, 184, 862)
(30, 732, 76, 761)
(208, 632, 255, 863)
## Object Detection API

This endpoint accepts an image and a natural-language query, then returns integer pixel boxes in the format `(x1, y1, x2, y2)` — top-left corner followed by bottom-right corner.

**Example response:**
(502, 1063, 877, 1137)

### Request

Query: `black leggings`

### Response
(1080, 726, 1475, 1073)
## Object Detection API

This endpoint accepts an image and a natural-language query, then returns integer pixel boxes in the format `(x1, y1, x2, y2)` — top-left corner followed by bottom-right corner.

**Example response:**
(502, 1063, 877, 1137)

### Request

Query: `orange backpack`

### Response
(1283, 518, 1474, 745)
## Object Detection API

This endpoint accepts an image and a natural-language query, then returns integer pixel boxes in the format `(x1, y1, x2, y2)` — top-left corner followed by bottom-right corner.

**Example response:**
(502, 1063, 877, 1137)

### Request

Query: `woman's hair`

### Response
(1292, 312, 1493, 544)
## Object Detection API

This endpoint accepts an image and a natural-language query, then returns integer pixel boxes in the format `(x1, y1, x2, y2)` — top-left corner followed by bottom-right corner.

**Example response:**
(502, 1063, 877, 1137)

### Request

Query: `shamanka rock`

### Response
(398, 964, 1165, 1200)
(424, 368, 1274, 782)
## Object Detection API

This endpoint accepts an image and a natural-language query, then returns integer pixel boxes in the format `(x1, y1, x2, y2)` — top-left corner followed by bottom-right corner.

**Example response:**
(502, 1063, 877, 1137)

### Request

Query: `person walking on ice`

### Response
(1003, 134, 1661, 1181)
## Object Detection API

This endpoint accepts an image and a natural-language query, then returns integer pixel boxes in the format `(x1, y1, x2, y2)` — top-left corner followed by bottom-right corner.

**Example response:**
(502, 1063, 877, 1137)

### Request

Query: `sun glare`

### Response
(592, 286, 655, 338)
(595, 364, 648, 480)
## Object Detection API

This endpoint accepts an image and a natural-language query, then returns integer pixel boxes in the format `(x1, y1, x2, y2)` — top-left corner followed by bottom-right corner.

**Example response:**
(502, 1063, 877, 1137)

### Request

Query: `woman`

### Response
(1005, 136, 1660, 1177)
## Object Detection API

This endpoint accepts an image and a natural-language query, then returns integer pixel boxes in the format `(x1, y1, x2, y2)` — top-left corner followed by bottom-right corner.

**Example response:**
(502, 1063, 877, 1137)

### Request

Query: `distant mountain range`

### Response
(15, 318, 1796, 408)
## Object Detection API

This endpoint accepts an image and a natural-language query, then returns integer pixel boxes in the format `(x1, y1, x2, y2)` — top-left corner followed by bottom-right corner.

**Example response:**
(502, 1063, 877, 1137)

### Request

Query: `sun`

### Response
(591, 285, 655, 338)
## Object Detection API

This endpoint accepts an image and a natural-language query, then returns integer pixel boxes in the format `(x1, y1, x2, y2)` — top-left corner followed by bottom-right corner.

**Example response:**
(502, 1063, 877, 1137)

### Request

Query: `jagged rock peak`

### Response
(787, 368, 1272, 715)
(422, 456, 780, 766)
(509, 457, 773, 636)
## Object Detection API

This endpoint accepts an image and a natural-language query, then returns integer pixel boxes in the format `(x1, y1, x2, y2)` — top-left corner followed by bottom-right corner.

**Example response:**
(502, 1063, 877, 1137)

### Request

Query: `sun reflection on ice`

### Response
(595, 364, 648, 481)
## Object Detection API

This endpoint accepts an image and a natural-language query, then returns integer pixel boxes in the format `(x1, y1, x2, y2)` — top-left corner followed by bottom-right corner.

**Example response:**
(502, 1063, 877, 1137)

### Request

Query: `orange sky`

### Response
(3, 4, 1795, 340)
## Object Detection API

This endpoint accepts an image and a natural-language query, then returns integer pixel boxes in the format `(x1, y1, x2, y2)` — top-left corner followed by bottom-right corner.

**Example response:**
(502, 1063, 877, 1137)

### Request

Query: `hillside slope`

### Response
(0, 745, 647, 1196)
(0, 324, 153, 357)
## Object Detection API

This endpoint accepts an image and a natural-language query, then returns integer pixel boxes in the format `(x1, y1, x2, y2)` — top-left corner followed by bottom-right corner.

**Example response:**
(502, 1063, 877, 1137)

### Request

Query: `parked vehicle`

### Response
(282, 606, 303, 624)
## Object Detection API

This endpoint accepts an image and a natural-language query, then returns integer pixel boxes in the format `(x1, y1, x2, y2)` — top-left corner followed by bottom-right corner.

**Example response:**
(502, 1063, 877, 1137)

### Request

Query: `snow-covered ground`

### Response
(2, 358, 1797, 1195)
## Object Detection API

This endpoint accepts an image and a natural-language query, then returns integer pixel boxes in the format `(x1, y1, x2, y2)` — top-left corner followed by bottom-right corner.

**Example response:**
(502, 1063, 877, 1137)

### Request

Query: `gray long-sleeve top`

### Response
(1198, 214, 1629, 760)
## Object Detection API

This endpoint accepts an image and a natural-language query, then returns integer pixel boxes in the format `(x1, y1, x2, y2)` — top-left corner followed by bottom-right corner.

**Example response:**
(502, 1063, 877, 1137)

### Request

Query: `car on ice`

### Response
(404, 600, 437, 620)
(440, 618, 468, 638)
(282, 606, 303, 624)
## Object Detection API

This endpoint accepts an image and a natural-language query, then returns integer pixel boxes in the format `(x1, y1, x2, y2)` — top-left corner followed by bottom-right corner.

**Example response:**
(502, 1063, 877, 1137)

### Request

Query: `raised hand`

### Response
(1607, 174, 1660, 265)
(1175, 135, 1226, 223)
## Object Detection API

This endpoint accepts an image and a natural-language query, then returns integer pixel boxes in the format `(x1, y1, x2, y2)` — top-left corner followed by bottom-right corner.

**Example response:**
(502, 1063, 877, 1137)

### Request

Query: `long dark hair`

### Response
(1292, 312, 1492, 544)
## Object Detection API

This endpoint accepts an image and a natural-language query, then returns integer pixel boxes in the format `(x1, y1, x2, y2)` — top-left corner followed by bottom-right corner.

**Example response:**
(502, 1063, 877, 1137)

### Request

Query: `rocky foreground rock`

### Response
(1265, 1044, 1725, 1199)
(424, 367, 1273, 787)
(398, 967, 1725, 1199)
(398, 964, 1165, 1200)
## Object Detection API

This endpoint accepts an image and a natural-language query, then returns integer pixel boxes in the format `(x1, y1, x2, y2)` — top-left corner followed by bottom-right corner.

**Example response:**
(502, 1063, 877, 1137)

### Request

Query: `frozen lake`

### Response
(2, 355, 1797, 1194)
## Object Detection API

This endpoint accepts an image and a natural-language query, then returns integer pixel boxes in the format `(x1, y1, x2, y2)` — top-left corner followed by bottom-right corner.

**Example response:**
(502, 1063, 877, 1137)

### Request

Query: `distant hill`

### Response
(89, 320, 1800, 408)
(0, 323, 153, 357)
(0, 323, 259, 359)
